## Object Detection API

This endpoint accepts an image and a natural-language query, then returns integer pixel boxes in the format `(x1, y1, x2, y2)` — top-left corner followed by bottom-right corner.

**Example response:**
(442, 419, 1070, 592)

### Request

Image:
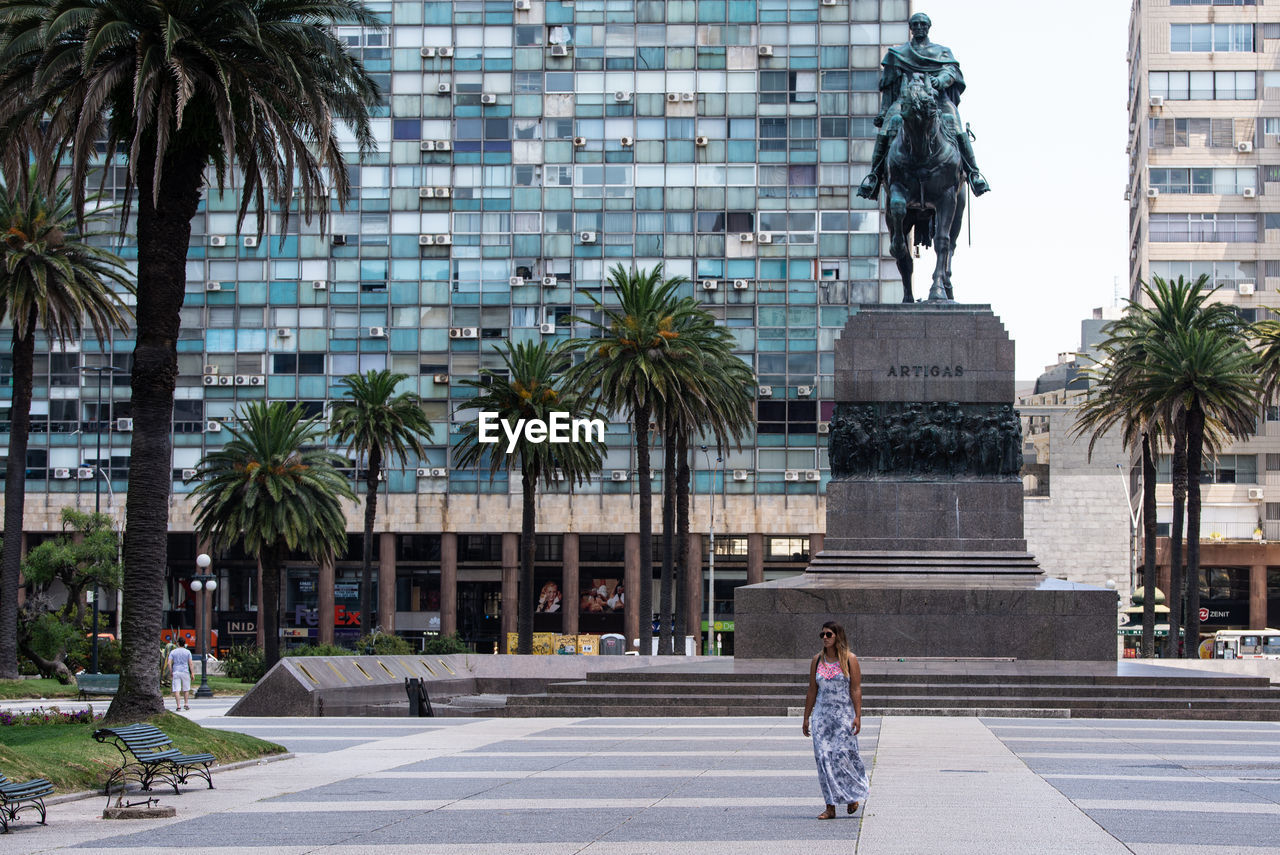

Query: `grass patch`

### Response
(0, 675, 255, 701)
(0, 678, 81, 700)
(0, 712, 285, 794)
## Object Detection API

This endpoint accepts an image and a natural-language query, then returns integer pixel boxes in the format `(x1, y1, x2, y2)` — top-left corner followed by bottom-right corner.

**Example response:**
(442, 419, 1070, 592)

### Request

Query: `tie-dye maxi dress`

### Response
(810, 658, 870, 806)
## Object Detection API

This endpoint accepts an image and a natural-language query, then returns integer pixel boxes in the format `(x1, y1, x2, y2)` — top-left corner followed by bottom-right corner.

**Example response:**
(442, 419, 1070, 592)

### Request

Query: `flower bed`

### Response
(0, 706, 103, 727)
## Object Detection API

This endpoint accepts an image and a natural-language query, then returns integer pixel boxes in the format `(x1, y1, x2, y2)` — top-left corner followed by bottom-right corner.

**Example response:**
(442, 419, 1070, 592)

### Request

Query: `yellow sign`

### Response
(554, 634, 577, 654)
(577, 634, 599, 655)
(532, 632, 555, 655)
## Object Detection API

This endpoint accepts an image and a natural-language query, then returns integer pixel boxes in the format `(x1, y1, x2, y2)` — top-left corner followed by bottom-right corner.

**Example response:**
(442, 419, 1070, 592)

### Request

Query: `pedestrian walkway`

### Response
(2, 714, 1278, 853)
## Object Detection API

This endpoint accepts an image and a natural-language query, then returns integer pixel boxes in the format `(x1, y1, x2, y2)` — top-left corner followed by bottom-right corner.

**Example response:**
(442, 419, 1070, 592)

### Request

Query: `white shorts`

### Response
(172, 672, 191, 693)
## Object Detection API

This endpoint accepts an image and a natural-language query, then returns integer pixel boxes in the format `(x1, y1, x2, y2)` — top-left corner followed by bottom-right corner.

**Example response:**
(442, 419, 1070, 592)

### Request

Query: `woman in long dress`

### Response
(802, 620, 869, 819)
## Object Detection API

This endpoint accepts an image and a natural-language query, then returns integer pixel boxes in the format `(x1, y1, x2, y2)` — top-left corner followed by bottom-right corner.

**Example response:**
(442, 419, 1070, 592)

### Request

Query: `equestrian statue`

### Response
(856, 13, 990, 303)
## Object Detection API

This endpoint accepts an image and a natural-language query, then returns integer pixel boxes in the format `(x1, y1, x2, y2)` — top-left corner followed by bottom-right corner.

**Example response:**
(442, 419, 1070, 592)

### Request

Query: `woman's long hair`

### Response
(819, 621, 851, 676)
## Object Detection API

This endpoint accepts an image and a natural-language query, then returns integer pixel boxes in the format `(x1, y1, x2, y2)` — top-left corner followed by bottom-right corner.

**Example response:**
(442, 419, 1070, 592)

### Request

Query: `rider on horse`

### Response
(857, 12, 990, 201)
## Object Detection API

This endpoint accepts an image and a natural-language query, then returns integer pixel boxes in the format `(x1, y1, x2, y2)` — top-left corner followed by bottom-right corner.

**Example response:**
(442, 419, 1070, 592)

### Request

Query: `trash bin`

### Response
(405, 677, 434, 717)
(600, 633, 626, 655)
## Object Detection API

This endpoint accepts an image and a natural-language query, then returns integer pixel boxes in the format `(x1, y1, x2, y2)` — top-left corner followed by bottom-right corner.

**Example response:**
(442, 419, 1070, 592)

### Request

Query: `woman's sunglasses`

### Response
(819, 631, 834, 638)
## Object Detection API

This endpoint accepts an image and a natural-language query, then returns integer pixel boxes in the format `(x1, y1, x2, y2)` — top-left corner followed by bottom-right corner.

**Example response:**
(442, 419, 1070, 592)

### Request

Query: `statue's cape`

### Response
(882, 42, 965, 104)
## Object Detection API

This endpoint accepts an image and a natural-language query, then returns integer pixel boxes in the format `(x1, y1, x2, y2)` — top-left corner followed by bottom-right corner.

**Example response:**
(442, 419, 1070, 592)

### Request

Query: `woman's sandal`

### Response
(817, 807, 836, 820)
(847, 802, 859, 815)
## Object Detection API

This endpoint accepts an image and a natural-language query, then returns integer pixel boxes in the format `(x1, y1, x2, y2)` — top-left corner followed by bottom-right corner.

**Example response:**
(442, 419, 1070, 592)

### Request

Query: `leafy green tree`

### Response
(0, 170, 132, 680)
(454, 341, 603, 654)
(191, 402, 354, 671)
(568, 265, 711, 653)
(0, 0, 379, 721)
(330, 370, 433, 632)
(15, 509, 122, 682)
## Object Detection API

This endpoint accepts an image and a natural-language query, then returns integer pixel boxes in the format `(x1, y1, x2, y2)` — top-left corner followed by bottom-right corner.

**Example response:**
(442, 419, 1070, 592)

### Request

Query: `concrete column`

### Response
(562, 533, 580, 636)
(501, 532, 519, 652)
(379, 532, 396, 633)
(318, 556, 335, 645)
(440, 532, 457, 637)
(809, 532, 824, 559)
(685, 534, 703, 653)
(1251, 564, 1268, 630)
(747, 532, 765, 586)
(624, 532, 641, 649)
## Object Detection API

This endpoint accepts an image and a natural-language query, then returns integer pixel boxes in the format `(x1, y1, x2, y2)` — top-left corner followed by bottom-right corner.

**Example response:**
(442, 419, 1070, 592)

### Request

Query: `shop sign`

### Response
(334, 582, 359, 599)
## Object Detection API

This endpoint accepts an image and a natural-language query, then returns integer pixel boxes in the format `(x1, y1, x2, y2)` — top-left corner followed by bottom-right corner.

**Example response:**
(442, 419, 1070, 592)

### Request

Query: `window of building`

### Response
(1150, 213, 1258, 242)
(1149, 71, 1256, 100)
(1149, 167, 1255, 195)
(1171, 23, 1254, 52)
(1149, 118, 1253, 148)
(1149, 260, 1255, 290)
(766, 537, 809, 561)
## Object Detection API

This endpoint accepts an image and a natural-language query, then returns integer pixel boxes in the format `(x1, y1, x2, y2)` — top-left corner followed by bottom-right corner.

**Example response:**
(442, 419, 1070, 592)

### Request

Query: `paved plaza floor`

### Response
(2, 701, 1279, 854)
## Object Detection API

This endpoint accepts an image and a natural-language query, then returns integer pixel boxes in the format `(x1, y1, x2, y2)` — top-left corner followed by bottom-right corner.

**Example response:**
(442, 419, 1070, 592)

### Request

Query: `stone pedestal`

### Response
(734, 304, 1116, 661)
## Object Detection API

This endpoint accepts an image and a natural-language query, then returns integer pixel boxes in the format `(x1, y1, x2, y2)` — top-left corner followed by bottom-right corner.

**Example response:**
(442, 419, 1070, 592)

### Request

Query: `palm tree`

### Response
(1134, 313, 1258, 654)
(329, 370, 433, 634)
(0, 0, 378, 721)
(655, 318, 754, 654)
(0, 169, 132, 680)
(1081, 276, 1255, 658)
(454, 341, 603, 654)
(191, 402, 353, 670)
(568, 264, 709, 654)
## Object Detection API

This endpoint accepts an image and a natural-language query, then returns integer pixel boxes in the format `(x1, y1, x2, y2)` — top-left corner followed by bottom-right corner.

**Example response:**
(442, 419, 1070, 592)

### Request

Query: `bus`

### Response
(1212, 629, 1280, 660)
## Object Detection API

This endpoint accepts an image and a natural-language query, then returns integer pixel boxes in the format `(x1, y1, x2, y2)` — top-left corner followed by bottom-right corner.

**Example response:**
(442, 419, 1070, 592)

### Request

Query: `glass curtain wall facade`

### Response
(1128, 0, 1280, 633)
(1, 0, 911, 651)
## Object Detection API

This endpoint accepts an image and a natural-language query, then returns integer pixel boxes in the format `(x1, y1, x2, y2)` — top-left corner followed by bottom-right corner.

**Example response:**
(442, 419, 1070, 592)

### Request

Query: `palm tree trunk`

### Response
(674, 432, 691, 652)
(635, 402, 654, 653)
(1184, 401, 1206, 658)
(106, 145, 206, 724)
(0, 314, 37, 679)
(518, 465, 536, 655)
(1165, 421, 1187, 660)
(360, 447, 382, 633)
(659, 423, 676, 655)
(1141, 432, 1158, 658)
(262, 547, 283, 668)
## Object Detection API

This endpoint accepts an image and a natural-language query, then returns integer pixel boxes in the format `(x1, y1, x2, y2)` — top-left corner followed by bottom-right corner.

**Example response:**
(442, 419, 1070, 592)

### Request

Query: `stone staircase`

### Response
(478, 667, 1280, 720)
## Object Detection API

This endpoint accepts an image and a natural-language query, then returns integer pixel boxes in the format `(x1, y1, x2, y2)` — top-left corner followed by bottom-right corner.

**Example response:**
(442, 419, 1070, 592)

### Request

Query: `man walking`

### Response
(166, 636, 195, 711)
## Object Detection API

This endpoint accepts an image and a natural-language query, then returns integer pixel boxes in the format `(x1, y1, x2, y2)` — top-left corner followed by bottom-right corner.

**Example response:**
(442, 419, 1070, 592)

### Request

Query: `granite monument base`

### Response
(733, 571, 1117, 660)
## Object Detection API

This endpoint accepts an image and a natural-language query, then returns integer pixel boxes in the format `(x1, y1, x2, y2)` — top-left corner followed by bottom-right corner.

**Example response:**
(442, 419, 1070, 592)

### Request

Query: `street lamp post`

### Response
(700, 447, 723, 655)
(191, 553, 218, 699)
(80, 364, 121, 674)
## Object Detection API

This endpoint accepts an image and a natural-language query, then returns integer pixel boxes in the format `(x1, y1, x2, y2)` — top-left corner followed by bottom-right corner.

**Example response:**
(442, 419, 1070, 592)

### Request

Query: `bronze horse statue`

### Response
(885, 74, 966, 302)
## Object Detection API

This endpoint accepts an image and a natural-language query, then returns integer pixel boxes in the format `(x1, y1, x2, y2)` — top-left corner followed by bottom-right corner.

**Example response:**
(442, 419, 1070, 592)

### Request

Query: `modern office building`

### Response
(1128, 0, 1280, 631)
(1, 0, 923, 655)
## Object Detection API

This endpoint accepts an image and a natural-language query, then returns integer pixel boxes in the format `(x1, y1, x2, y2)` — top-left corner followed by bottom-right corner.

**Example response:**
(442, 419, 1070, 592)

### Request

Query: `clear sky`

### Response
(903, 1, 1133, 380)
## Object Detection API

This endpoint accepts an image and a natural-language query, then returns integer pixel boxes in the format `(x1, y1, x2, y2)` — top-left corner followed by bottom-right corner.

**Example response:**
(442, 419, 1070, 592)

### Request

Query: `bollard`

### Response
(405, 677, 434, 717)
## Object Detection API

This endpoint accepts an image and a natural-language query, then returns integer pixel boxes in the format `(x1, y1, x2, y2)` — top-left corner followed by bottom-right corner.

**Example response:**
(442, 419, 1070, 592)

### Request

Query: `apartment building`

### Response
(1128, 0, 1280, 631)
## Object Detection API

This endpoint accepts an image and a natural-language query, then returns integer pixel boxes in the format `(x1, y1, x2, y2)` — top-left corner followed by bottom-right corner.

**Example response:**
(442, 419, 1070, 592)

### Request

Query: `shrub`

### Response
(285, 643, 354, 657)
(221, 645, 267, 683)
(423, 633, 469, 655)
(355, 633, 414, 655)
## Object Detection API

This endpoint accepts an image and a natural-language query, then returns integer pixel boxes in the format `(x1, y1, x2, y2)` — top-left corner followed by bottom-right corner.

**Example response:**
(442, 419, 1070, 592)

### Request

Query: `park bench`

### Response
(75, 673, 119, 699)
(92, 723, 216, 803)
(0, 772, 54, 833)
